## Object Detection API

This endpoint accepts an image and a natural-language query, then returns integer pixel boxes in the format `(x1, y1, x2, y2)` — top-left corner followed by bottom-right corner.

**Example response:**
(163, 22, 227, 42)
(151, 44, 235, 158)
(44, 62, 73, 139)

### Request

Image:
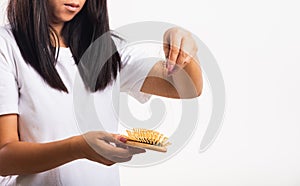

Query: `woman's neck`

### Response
(50, 22, 68, 48)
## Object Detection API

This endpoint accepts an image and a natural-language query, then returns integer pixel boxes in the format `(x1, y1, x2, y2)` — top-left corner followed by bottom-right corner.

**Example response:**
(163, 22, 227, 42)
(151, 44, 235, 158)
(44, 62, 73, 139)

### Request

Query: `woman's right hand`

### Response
(74, 131, 146, 166)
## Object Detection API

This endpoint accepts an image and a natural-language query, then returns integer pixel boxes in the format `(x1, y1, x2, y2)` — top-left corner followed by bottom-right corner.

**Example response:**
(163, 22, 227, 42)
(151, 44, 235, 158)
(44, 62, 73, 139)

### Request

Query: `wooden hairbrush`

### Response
(122, 128, 171, 153)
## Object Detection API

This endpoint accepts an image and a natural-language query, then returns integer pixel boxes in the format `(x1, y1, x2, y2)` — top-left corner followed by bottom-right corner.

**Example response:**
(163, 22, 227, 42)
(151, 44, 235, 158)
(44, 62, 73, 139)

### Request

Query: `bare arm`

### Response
(0, 114, 89, 176)
(141, 27, 203, 99)
(141, 56, 202, 99)
(0, 114, 144, 176)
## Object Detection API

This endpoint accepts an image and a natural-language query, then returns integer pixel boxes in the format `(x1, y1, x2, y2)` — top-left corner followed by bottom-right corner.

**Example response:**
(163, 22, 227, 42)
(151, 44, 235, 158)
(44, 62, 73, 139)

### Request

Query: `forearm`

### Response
(0, 136, 84, 176)
(141, 58, 203, 99)
(171, 56, 203, 98)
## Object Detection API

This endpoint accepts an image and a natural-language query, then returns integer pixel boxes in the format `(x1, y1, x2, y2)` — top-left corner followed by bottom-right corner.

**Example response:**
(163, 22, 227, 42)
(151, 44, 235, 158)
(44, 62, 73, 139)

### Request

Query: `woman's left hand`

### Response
(163, 27, 198, 74)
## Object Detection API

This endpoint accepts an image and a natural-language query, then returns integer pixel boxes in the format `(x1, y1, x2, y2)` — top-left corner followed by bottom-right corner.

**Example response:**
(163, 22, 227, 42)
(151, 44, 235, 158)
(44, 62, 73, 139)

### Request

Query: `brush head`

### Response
(122, 128, 171, 153)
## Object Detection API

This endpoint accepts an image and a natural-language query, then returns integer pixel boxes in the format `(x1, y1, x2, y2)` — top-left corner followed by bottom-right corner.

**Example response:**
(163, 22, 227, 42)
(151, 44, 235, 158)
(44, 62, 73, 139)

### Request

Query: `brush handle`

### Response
(125, 140, 167, 153)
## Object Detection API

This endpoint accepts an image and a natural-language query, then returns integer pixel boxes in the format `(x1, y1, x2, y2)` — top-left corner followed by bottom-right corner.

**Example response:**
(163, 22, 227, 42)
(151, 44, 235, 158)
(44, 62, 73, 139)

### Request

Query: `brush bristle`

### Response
(125, 128, 171, 147)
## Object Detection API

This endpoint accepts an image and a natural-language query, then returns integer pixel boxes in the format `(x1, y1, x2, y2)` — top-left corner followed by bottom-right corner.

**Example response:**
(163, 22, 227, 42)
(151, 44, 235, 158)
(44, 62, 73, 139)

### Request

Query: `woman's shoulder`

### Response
(0, 25, 17, 54)
(0, 25, 20, 68)
(0, 24, 14, 41)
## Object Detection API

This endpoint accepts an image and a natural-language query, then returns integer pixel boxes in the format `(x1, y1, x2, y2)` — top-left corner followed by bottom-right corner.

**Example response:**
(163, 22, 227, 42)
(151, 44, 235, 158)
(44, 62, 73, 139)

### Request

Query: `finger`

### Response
(163, 30, 171, 59)
(111, 134, 127, 143)
(111, 134, 129, 149)
(168, 33, 182, 72)
(99, 134, 144, 158)
(100, 157, 116, 166)
(102, 141, 146, 158)
(128, 146, 146, 154)
(104, 162, 115, 166)
(100, 142, 134, 159)
(113, 137, 146, 154)
(176, 51, 189, 66)
(111, 155, 133, 163)
(183, 55, 192, 64)
(115, 142, 129, 149)
(98, 136, 135, 158)
(100, 143, 144, 162)
(104, 134, 128, 147)
(163, 33, 171, 72)
(176, 38, 196, 66)
(163, 42, 170, 59)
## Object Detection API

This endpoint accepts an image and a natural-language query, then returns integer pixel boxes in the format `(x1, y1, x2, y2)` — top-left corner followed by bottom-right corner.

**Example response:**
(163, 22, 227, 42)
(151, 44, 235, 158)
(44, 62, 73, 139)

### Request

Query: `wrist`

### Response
(69, 135, 86, 160)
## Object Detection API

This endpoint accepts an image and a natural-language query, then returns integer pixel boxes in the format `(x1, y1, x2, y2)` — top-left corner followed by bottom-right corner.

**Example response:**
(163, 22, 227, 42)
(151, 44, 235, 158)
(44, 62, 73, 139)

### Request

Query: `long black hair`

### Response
(7, 0, 121, 92)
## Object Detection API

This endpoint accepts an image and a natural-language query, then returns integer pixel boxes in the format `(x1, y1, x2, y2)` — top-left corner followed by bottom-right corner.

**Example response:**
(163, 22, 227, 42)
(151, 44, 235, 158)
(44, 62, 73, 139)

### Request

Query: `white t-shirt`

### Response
(0, 25, 158, 186)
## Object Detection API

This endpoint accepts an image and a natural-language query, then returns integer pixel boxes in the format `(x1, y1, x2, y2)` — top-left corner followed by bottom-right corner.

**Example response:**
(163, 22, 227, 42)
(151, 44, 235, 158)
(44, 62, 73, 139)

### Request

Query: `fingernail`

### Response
(119, 137, 127, 143)
(168, 64, 174, 72)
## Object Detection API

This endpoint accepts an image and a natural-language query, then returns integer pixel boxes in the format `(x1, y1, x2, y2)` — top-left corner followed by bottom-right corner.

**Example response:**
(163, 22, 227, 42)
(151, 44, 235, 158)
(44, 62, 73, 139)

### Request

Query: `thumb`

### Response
(111, 134, 128, 143)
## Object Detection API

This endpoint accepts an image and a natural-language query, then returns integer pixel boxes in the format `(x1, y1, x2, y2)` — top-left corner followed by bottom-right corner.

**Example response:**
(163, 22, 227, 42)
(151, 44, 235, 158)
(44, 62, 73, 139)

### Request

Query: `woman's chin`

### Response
(51, 16, 76, 25)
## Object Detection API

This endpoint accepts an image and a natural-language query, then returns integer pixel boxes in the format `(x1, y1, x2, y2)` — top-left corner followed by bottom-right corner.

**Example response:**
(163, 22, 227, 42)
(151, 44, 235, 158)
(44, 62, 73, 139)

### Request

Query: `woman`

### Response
(0, 0, 202, 185)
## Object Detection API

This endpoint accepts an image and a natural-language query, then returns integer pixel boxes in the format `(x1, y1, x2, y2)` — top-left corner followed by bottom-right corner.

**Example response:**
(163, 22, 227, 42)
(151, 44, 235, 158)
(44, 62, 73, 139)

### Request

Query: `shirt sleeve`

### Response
(119, 42, 159, 104)
(0, 35, 19, 115)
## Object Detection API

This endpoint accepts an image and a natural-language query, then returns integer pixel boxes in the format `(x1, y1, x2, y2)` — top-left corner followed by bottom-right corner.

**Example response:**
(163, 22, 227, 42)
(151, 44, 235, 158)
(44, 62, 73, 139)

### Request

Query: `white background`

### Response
(1, 0, 300, 185)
